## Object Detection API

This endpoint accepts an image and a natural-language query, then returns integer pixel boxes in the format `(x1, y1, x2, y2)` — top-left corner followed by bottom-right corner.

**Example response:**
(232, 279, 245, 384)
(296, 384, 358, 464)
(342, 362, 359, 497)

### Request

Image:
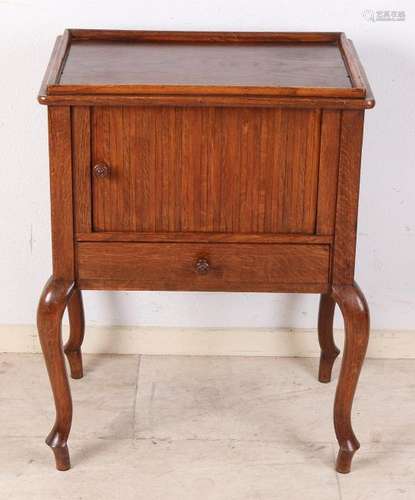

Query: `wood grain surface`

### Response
(37, 30, 374, 473)
(91, 106, 321, 234)
(59, 41, 352, 92)
(77, 242, 330, 291)
(38, 30, 374, 106)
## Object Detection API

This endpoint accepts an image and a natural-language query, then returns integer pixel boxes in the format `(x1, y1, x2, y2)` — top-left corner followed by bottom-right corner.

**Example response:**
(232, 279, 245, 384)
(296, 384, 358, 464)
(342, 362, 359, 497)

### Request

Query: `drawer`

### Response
(77, 243, 330, 292)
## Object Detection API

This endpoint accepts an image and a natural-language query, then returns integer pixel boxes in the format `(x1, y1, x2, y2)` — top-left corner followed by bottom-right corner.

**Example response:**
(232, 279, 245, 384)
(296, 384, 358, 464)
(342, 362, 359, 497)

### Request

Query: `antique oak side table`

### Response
(37, 30, 375, 473)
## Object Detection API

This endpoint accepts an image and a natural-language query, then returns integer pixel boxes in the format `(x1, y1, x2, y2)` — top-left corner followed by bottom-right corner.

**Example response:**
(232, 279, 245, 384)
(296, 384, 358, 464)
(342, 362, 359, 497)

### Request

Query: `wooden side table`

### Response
(37, 29, 375, 473)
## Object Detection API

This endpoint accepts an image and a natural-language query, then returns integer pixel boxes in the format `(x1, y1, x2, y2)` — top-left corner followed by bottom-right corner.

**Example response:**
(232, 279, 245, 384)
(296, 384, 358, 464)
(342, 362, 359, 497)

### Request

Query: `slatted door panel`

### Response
(91, 106, 321, 233)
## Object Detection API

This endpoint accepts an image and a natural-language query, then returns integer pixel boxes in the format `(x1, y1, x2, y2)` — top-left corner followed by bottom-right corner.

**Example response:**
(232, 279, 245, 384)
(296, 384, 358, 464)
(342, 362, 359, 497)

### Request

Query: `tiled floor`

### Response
(1, 353, 414, 499)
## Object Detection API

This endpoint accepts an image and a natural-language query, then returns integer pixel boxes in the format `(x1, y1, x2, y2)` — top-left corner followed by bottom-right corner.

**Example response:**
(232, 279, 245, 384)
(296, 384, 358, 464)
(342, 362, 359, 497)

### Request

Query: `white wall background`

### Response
(0, 0, 414, 332)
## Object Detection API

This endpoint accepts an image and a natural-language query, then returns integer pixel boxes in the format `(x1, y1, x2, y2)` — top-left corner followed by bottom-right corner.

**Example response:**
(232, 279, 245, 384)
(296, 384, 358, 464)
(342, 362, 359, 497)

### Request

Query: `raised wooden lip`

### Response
(38, 29, 375, 107)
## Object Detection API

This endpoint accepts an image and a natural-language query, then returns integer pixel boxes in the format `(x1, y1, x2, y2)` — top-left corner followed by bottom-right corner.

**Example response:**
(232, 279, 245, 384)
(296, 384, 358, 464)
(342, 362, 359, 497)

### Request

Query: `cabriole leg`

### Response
(37, 276, 75, 471)
(332, 282, 370, 474)
(318, 293, 340, 383)
(65, 288, 85, 379)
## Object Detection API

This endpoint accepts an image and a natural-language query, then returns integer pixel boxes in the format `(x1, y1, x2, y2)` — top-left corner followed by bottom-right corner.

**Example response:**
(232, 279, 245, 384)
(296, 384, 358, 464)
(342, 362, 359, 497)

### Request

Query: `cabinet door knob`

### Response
(196, 258, 210, 274)
(93, 162, 110, 178)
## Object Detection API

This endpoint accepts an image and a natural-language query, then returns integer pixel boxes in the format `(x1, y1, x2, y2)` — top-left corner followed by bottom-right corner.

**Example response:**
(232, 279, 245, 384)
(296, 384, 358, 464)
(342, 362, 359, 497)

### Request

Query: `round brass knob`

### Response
(196, 258, 210, 274)
(93, 162, 110, 178)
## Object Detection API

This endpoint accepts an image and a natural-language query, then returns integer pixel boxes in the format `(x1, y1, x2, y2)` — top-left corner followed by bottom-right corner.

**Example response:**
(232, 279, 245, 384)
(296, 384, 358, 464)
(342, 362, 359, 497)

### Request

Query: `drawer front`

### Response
(77, 243, 330, 292)
(88, 106, 322, 234)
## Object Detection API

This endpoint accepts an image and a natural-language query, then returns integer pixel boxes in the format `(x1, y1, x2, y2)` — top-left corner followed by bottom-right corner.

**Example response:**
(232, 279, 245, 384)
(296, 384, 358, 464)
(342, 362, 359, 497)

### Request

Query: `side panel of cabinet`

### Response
(48, 106, 75, 279)
(88, 106, 322, 234)
(332, 110, 365, 284)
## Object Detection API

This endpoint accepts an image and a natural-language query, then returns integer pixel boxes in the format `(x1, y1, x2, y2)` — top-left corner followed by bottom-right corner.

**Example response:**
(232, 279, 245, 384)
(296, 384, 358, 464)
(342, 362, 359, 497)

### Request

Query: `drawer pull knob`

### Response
(196, 258, 210, 274)
(93, 162, 110, 178)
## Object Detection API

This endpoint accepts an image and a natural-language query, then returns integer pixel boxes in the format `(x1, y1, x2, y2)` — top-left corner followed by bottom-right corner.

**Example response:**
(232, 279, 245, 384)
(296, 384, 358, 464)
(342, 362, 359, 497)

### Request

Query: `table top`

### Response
(39, 30, 374, 106)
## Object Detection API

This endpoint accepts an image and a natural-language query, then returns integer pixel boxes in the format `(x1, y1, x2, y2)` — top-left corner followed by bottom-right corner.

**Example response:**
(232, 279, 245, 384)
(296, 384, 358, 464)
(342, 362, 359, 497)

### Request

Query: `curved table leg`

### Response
(318, 293, 340, 383)
(64, 288, 85, 379)
(332, 282, 370, 474)
(37, 276, 75, 471)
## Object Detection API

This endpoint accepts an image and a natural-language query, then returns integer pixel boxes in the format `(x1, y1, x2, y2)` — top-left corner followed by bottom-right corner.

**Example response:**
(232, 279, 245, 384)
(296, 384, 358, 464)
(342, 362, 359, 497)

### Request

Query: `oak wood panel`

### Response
(72, 107, 91, 233)
(77, 242, 330, 291)
(91, 106, 321, 234)
(332, 110, 365, 284)
(316, 110, 342, 234)
(48, 106, 74, 279)
(57, 41, 353, 96)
